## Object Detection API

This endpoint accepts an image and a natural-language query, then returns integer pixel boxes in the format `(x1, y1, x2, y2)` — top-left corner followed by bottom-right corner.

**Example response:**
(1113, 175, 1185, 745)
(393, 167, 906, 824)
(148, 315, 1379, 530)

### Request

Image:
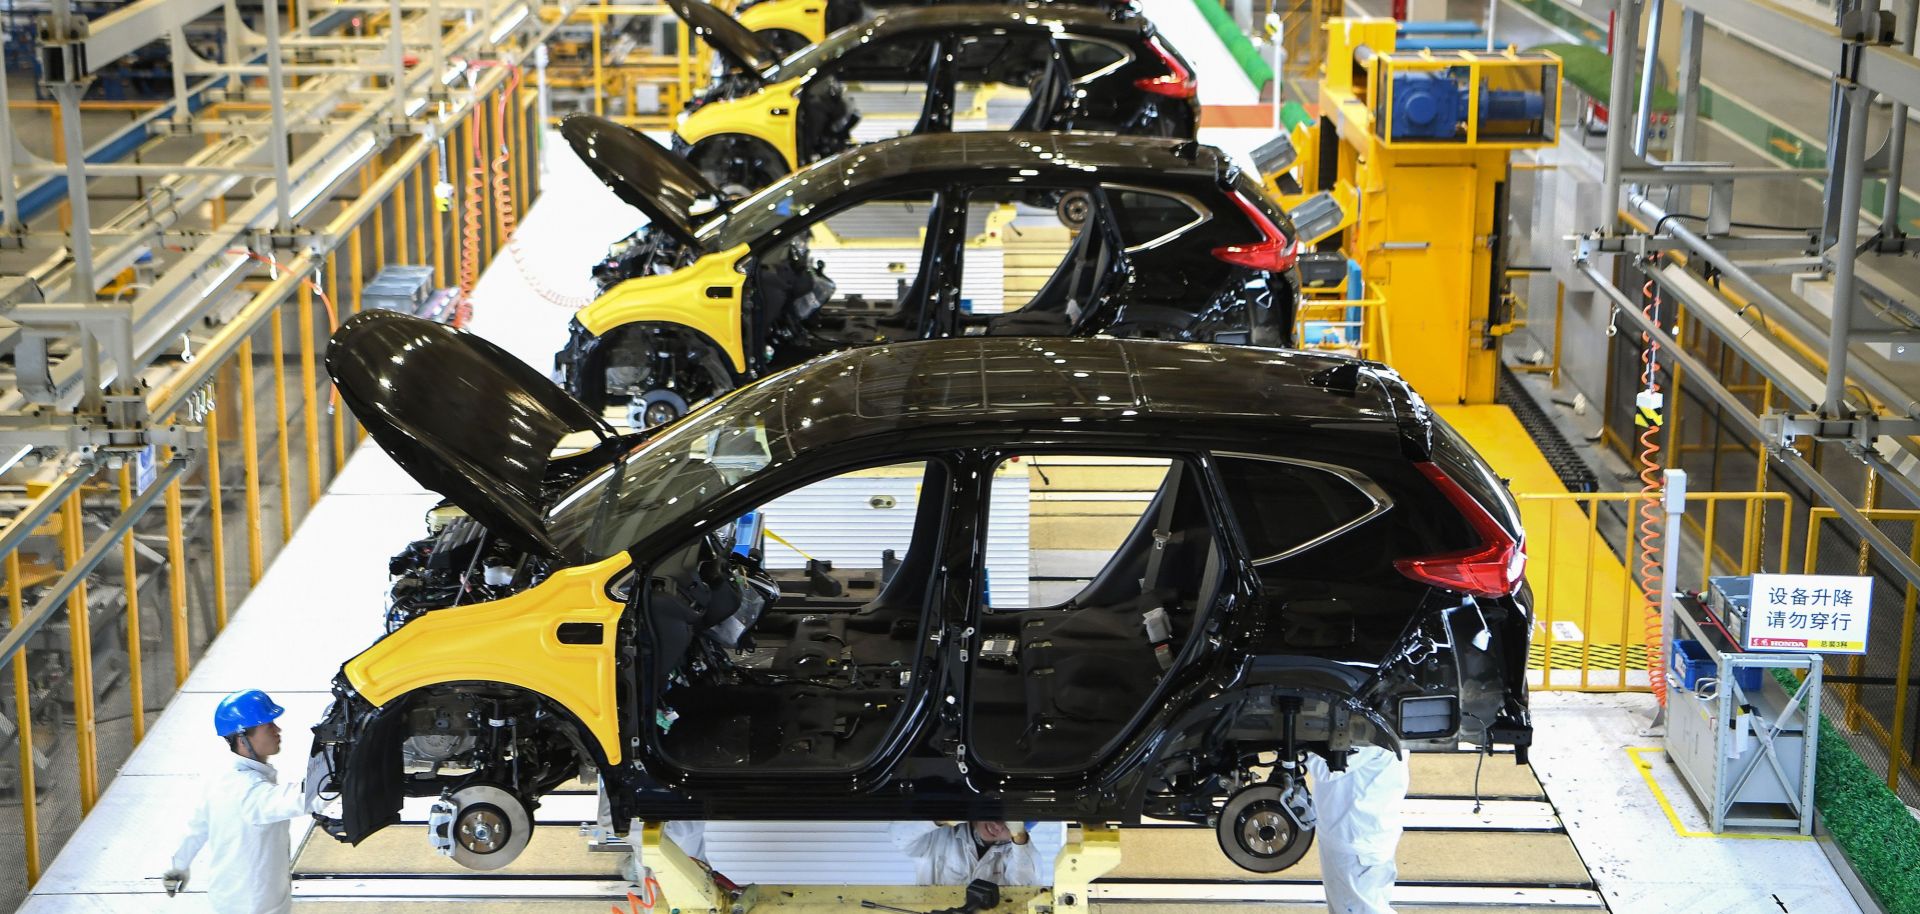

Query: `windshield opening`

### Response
(546, 376, 806, 560)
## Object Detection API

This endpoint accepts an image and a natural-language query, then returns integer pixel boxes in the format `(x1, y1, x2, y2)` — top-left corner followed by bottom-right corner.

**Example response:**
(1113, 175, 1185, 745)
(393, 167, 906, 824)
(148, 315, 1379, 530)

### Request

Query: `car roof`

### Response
(751, 337, 1419, 455)
(867, 3, 1145, 37)
(697, 132, 1225, 249)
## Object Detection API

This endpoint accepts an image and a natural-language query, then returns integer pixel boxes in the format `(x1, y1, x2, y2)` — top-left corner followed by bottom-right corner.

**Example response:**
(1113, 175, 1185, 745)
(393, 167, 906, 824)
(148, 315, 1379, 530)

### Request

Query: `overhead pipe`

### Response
(1826, 80, 1874, 416)
(1626, 191, 1920, 419)
(1602, 0, 1644, 233)
(1577, 260, 1920, 591)
(1632, 0, 1665, 162)
(1882, 0, 1920, 238)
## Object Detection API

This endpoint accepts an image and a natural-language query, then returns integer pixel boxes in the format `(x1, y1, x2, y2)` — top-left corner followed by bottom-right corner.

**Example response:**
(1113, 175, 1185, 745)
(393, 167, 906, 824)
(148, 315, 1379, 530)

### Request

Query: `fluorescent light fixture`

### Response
(489, 6, 529, 44)
(289, 135, 378, 216)
(443, 63, 466, 86)
(404, 96, 427, 117)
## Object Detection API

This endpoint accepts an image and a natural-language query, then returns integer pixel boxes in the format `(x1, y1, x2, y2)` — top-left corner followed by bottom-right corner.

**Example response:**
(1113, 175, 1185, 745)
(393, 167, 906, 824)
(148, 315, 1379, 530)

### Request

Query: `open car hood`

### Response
(561, 114, 717, 250)
(668, 0, 780, 80)
(325, 310, 614, 558)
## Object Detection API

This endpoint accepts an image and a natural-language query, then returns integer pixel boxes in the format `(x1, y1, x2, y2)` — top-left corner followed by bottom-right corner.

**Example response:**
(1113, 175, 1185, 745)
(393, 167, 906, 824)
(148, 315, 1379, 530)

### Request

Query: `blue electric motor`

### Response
(1390, 72, 1465, 140)
(1390, 71, 1546, 140)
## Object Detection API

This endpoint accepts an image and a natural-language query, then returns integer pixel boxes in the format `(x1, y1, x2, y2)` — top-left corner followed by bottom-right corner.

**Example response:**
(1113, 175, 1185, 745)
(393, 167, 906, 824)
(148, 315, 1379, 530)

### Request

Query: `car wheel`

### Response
(444, 784, 532, 871)
(630, 388, 691, 429)
(1217, 782, 1314, 873)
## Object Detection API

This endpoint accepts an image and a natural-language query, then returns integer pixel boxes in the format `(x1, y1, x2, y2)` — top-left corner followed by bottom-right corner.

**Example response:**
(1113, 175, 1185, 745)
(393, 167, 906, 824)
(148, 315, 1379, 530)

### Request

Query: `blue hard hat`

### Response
(214, 689, 284, 737)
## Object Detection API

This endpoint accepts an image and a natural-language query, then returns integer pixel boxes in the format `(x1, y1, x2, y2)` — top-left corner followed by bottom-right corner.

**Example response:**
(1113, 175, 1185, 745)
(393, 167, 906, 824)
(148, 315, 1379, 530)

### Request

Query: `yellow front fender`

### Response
(345, 556, 631, 764)
(737, 0, 827, 45)
(677, 78, 806, 175)
(574, 244, 752, 374)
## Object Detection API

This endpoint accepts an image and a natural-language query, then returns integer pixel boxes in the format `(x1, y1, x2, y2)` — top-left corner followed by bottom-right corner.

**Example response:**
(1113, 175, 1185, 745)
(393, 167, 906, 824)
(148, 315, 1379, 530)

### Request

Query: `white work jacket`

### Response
(889, 822, 1045, 886)
(170, 755, 309, 914)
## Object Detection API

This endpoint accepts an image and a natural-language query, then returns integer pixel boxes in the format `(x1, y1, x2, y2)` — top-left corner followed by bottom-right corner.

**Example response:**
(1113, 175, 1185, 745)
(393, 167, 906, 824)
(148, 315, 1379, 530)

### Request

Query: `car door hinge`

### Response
(954, 742, 969, 774)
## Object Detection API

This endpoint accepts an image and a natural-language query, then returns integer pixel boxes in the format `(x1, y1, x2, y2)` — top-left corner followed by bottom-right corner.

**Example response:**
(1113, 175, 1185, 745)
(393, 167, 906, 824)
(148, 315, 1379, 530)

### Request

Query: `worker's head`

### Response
(214, 689, 286, 761)
(970, 821, 1033, 846)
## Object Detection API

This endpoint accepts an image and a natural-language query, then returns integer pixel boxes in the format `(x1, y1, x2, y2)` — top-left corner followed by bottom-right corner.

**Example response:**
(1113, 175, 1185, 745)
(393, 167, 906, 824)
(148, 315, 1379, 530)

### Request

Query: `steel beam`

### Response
(1603, 0, 1643, 234)
(1827, 80, 1874, 416)
(1576, 260, 1920, 593)
(79, 0, 225, 75)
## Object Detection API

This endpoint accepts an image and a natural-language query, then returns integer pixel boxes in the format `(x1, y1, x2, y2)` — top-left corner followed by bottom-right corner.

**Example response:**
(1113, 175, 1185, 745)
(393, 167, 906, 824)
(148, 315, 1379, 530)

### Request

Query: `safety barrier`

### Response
(0, 57, 541, 900)
(1519, 488, 1792, 691)
(1804, 507, 1920, 795)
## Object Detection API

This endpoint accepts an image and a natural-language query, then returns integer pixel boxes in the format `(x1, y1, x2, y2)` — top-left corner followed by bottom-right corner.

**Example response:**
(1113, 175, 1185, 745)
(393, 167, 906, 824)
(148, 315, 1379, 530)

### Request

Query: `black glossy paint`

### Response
(561, 115, 720, 249)
(318, 322, 1532, 839)
(668, 0, 779, 77)
(675, 1, 1200, 180)
(559, 131, 1301, 411)
(325, 310, 614, 557)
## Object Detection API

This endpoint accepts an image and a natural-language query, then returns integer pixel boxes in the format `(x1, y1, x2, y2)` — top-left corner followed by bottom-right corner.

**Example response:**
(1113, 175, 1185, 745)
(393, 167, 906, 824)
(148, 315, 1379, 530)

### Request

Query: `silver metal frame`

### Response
(1573, 0, 1920, 602)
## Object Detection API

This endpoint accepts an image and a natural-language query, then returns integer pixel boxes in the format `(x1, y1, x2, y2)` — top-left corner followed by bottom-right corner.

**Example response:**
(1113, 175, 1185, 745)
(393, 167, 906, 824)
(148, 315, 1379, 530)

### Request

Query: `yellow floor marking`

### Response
(1436, 405, 1648, 648)
(1624, 746, 1814, 840)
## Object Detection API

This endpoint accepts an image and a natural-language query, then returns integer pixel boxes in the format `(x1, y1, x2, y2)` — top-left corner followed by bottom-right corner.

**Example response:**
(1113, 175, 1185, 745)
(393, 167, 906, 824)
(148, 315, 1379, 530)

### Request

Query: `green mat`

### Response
(1189, 0, 1273, 92)
(1772, 668, 1920, 914)
(1531, 42, 1676, 113)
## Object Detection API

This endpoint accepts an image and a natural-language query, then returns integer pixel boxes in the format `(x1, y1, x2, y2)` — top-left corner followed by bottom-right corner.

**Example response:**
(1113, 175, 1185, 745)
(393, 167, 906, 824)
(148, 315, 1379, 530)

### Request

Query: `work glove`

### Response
(162, 869, 187, 896)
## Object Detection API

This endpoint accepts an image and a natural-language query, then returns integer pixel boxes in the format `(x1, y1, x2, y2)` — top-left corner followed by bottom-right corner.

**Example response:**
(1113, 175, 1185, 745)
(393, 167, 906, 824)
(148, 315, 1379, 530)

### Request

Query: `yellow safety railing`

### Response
(1, 68, 541, 892)
(1804, 508, 1920, 793)
(543, 3, 697, 130)
(1518, 489, 1792, 692)
(1296, 295, 1390, 364)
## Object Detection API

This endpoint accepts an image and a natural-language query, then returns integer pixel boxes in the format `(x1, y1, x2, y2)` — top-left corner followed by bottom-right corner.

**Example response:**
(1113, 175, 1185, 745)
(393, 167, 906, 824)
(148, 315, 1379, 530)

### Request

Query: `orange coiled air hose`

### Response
(1635, 275, 1669, 706)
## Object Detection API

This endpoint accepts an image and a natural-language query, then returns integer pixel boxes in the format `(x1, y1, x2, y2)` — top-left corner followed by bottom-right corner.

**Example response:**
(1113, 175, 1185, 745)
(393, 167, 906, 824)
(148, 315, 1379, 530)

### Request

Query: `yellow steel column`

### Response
(163, 447, 190, 685)
(238, 338, 264, 585)
(350, 219, 366, 316)
(593, 15, 605, 117)
(117, 465, 146, 743)
(368, 163, 386, 269)
(269, 308, 293, 544)
(62, 492, 98, 811)
(7, 553, 41, 884)
(415, 160, 431, 266)
(327, 252, 347, 472)
(429, 144, 448, 287)
(206, 383, 229, 629)
(393, 163, 411, 264)
(298, 283, 323, 507)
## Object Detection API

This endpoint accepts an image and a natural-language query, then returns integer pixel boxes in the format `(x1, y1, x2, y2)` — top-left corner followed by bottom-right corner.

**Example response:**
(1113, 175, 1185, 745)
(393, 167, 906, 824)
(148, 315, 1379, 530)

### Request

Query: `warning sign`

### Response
(1744, 573, 1873, 654)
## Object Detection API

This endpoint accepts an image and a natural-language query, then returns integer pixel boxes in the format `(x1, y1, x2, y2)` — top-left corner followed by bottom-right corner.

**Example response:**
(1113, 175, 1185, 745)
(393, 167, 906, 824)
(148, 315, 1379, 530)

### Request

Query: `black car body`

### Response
(315, 312, 1533, 873)
(671, 0, 1199, 190)
(557, 123, 1303, 423)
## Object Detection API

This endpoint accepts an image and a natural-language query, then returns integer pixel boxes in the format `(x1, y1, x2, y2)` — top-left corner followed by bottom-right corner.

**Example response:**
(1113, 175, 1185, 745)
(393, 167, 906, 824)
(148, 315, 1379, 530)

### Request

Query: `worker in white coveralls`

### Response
(1305, 745, 1410, 914)
(164, 689, 326, 914)
(890, 820, 1045, 886)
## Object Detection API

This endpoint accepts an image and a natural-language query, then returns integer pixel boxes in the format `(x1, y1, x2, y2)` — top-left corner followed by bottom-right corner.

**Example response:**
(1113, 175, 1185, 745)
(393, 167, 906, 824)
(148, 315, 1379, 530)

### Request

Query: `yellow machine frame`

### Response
(1275, 18, 1561, 405)
(344, 555, 633, 764)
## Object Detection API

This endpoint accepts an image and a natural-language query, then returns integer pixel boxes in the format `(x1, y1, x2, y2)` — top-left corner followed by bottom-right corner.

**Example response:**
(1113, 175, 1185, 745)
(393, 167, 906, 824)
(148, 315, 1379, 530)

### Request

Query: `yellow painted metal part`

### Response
(736, 0, 827, 46)
(575, 244, 751, 374)
(1035, 822, 1122, 913)
(675, 77, 805, 174)
(643, 822, 729, 914)
(1299, 18, 1561, 406)
(344, 555, 632, 764)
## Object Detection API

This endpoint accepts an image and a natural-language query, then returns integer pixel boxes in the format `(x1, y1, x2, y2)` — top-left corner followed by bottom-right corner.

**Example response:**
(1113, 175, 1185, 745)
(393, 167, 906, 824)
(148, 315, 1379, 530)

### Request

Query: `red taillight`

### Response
(1393, 462, 1526, 598)
(1134, 35, 1197, 98)
(1211, 191, 1300, 272)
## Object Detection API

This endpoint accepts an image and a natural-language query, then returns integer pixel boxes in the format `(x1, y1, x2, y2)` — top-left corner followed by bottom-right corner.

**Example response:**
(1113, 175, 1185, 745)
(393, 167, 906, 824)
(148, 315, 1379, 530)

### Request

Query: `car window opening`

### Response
(969, 454, 1223, 774)
(645, 460, 949, 773)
